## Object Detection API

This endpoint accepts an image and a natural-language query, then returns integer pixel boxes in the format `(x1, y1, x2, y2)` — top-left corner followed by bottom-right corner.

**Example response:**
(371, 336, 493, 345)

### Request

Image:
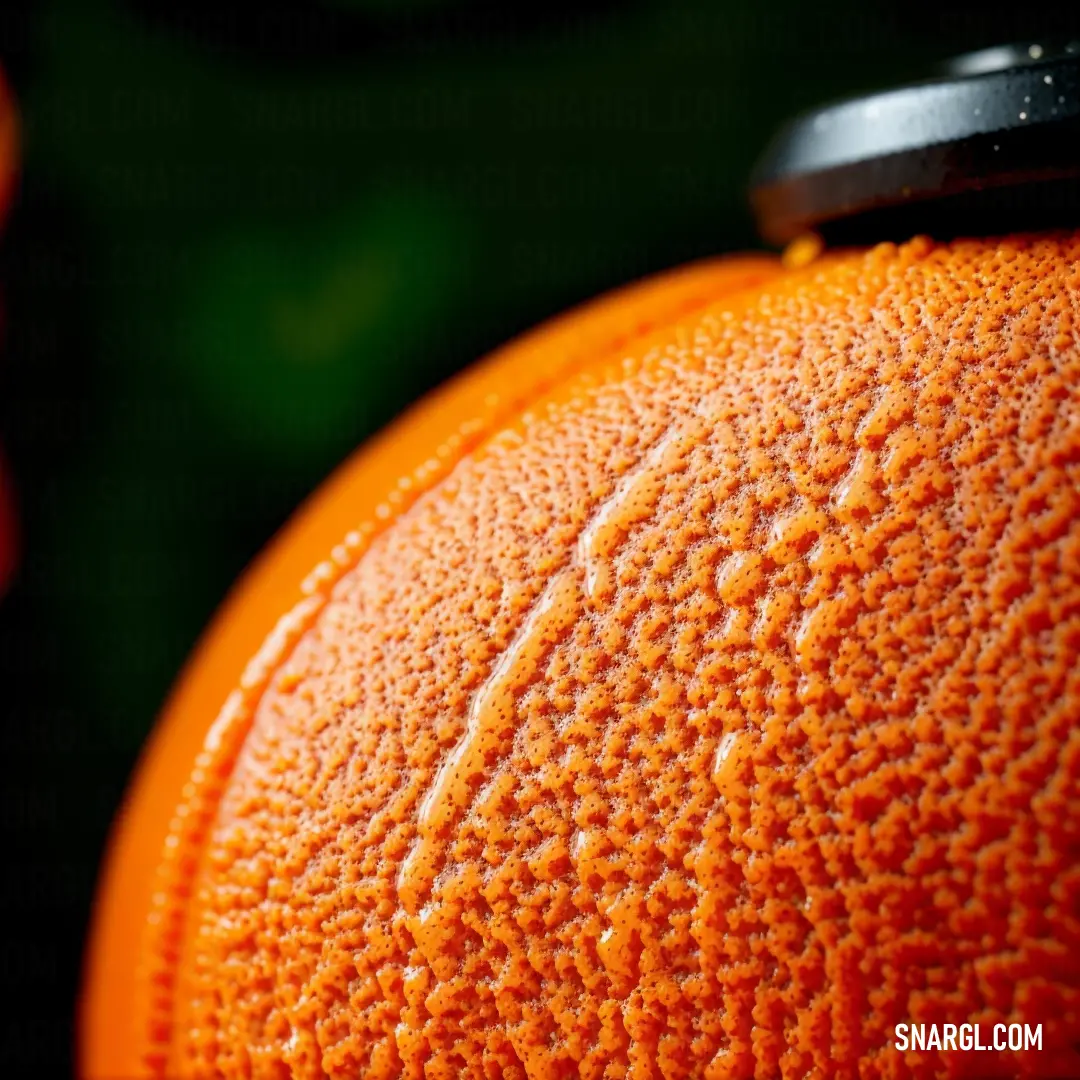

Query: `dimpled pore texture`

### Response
(156, 236, 1080, 1079)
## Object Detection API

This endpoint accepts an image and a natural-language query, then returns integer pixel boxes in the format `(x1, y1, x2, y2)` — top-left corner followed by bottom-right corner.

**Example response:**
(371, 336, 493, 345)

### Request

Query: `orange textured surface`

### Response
(88, 237, 1080, 1079)
(81, 253, 779, 1080)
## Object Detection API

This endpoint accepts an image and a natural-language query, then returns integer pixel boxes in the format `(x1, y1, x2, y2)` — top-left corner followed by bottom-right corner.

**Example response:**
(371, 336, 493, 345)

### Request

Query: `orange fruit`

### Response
(81, 236, 1080, 1080)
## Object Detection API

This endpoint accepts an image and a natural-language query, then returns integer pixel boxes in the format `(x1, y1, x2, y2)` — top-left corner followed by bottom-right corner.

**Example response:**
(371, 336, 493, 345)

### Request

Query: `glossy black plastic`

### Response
(751, 43, 1080, 245)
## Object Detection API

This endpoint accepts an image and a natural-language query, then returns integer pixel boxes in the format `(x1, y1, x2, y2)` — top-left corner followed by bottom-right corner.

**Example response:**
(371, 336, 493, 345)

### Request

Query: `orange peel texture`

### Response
(81, 237, 1080, 1080)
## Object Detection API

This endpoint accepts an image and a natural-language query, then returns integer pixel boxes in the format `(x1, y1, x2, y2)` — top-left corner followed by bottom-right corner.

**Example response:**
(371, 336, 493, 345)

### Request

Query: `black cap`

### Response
(751, 42, 1080, 246)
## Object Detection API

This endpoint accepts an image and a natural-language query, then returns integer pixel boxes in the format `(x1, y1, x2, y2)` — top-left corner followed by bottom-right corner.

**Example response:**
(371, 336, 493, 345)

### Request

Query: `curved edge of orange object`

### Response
(78, 253, 780, 1079)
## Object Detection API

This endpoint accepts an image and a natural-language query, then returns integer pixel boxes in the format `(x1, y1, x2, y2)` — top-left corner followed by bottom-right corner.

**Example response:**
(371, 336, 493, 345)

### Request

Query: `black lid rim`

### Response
(751, 47, 1080, 246)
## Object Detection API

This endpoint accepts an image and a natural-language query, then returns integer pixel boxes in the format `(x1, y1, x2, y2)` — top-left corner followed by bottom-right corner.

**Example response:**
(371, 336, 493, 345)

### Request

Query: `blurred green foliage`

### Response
(0, 0, 1075, 1070)
(19, 0, 910, 759)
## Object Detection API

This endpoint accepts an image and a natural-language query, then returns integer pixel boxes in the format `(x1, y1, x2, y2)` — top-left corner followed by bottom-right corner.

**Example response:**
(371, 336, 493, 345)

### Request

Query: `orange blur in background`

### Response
(0, 67, 18, 595)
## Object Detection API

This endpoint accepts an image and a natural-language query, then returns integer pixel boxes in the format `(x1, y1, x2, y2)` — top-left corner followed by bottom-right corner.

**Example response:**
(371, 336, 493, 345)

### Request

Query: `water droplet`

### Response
(571, 829, 589, 860)
(579, 421, 703, 604)
(712, 731, 749, 797)
(833, 448, 884, 521)
(597, 892, 639, 978)
(397, 570, 582, 913)
(768, 505, 830, 565)
(715, 551, 766, 607)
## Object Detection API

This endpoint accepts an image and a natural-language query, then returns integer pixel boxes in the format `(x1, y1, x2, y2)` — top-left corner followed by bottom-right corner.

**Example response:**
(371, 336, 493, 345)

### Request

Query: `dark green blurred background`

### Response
(0, 0, 1075, 1073)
